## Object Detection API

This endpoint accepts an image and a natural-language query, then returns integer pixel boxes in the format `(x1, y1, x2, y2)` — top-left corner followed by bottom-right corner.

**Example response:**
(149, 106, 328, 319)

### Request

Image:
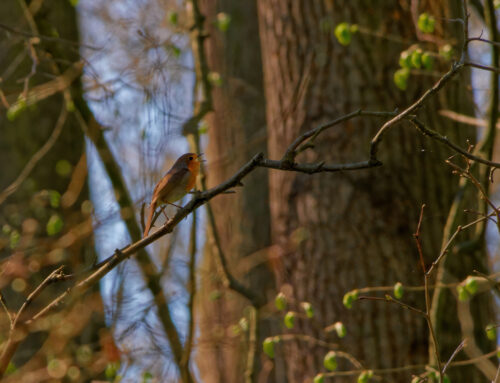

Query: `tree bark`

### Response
(258, 0, 493, 382)
(195, 1, 275, 382)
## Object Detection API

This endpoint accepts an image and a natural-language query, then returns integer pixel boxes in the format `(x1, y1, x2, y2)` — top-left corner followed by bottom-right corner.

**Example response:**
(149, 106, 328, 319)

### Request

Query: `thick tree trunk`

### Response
(0, 1, 109, 380)
(195, 1, 274, 382)
(258, 0, 493, 382)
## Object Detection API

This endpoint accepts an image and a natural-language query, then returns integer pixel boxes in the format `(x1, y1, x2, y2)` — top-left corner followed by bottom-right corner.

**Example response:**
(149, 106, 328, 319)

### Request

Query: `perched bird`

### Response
(143, 153, 201, 237)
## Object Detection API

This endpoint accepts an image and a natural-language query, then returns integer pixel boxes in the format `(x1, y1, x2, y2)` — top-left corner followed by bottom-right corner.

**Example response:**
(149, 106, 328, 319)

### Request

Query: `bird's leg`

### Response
(151, 208, 164, 229)
(159, 205, 170, 221)
(166, 201, 183, 209)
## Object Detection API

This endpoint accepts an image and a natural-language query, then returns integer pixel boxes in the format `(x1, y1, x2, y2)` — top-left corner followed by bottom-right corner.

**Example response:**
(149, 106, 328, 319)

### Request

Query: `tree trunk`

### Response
(195, 1, 275, 382)
(0, 1, 110, 380)
(258, 0, 493, 382)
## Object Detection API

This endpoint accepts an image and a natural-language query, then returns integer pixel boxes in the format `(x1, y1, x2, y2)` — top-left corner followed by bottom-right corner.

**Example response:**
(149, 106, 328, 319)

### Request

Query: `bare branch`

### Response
(370, 61, 464, 161)
(0, 292, 12, 327)
(442, 340, 466, 375)
(0, 103, 67, 206)
(411, 119, 500, 168)
(0, 266, 68, 378)
(0, 22, 100, 50)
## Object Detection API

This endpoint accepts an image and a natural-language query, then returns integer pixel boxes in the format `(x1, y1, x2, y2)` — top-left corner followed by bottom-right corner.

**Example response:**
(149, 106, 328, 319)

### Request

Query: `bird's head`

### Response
(175, 153, 203, 173)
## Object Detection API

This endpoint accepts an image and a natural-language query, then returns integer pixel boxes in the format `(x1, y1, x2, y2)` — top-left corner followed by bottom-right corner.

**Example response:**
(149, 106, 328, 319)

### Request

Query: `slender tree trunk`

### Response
(0, 1, 110, 380)
(258, 0, 493, 382)
(195, 1, 275, 381)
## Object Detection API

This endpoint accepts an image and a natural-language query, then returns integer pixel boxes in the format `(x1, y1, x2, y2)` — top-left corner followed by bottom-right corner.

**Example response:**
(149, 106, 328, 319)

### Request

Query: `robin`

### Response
(143, 153, 201, 237)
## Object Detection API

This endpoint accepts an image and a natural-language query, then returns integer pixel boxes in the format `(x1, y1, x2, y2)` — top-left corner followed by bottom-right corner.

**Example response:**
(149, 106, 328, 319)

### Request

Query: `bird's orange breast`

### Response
(185, 161, 200, 191)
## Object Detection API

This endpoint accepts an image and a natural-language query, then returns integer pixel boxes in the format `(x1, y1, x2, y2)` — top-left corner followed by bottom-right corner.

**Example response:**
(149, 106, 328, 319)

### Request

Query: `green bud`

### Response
(55, 159, 72, 177)
(464, 276, 478, 295)
(439, 44, 453, 61)
(301, 302, 314, 318)
(207, 72, 222, 87)
(216, 13, 231, 32)
(457, 285, 470, 301)
(284, 311, 296, 329)
(334, 321, 347, 338)
(485, 324, 497, 341)
(48, 190, 61, 208)
(168, 44, 182, 58)
(399, 51, 412, 68)
(46, 214, 63, 236)
(167, 11, 178, 25)
(410, 49, 423, 69)
(349, 24, 359, 34)
(2, 224, 11, 234)
(66, 100, 75, 112)
(357, 370, 373, 383)
(7, 97, 27, 121)
(334, 22, 352, 46)
(198, 121, 209, 135)
(323, 351, 337, 371)
(394, 68, 410, 90)
(275, 292, 287, 311)
(393, 282, 404, 299)
(351, 289, 359, 300)
(105, 362, 120, 379)
(343, 290, 359, 309)
(142, 371, 153, 382)
(263, 337, 276, 358)
(421, 52, 434, 70)
(313, 373, 325, 383)
(417, 13, 436, 34)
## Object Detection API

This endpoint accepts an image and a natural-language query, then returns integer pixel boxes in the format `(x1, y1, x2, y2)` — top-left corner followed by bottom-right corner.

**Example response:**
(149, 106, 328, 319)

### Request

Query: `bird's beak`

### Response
(198, 153, 206, 162)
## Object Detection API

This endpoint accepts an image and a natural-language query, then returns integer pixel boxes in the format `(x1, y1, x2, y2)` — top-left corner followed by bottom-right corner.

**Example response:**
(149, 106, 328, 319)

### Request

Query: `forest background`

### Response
(1, 1, 500, 382)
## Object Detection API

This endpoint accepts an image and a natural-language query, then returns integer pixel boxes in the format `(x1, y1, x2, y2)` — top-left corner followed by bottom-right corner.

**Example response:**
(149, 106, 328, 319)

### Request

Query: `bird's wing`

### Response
(151, 167, 190, 204)
(143, 201, 156, 238)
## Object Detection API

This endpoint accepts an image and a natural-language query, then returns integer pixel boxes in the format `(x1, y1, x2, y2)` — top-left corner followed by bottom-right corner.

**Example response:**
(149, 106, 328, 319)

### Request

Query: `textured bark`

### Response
(195, 1, 274, 382)
(258, 1, 493, 382)
(0, 1, 109, 380)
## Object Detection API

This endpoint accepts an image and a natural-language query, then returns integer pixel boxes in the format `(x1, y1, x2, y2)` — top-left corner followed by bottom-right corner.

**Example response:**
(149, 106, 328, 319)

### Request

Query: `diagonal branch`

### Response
(0, 266, 68, 378)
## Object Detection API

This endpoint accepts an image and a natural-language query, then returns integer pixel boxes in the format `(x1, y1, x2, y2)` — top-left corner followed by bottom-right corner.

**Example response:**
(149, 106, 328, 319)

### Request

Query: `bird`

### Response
(143, 153, 201, 237)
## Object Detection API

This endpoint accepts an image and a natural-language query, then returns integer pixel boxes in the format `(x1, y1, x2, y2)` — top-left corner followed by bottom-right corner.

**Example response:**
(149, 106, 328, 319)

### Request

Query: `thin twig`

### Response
(358, 295, 427, 317)
(0, 266, 67, 377)
(323, 348, 499, 378)
(442, 340, 466, 375)
(282, 110, 397, 162)
(410, 119, 500, 169)
(413, 205, 443, 380)
(0, 292, 12, 327)
(0, 105, 68, 206)
(0, 22, 101, 50)
(465, 61, 500, 73)
(468, 37, 500, 49)
(244, 307, 258, 383)
(370, 62, 464, 161)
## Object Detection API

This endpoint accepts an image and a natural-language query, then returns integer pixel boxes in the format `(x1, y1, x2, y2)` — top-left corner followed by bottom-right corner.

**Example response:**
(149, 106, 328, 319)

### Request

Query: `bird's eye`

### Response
(189, 156, 193, 160)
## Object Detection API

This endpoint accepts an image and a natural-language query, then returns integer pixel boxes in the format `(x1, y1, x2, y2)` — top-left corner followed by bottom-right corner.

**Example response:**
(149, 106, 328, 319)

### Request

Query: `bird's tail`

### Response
(143, 203, 156, 238)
